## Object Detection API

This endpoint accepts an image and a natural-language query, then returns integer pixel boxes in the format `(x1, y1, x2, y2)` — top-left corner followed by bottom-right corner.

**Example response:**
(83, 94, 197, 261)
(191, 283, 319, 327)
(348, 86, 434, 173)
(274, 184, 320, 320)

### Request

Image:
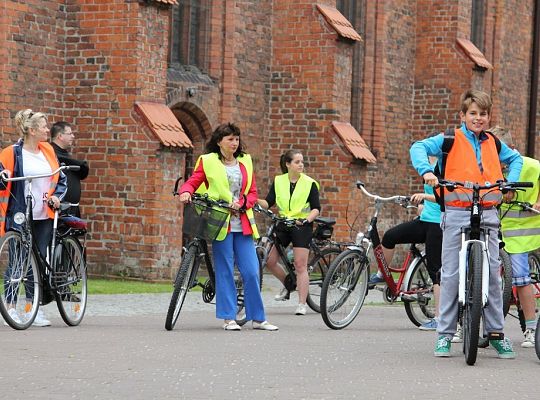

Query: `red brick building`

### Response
(1, 0, 539, 279)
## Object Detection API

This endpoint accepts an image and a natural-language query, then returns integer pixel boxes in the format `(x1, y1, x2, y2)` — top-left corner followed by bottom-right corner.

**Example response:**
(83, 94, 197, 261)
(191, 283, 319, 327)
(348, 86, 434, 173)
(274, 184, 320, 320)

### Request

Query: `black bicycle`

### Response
(437, 179, 532, 365)
(0, 166, 88, 330)
(165, 179, 260, 330)
(253, 203, 345, 313)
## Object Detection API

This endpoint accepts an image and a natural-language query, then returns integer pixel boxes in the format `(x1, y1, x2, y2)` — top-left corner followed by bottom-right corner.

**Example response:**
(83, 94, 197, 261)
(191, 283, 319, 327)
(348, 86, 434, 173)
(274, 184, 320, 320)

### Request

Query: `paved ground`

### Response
(1, 276, 538, 399)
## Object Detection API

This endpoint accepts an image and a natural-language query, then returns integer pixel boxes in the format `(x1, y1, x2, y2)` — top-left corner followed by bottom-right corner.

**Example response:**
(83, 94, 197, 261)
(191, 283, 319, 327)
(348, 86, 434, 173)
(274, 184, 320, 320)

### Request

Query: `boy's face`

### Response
(460, 102, 491, 135)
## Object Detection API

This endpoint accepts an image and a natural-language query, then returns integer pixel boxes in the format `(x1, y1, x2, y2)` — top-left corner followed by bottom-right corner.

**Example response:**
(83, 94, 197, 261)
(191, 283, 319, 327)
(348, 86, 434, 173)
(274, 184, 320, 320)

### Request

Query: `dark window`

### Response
(471, 0, 485, 52)
(170, 0, 209, 70)
(337, 0, 364, 132)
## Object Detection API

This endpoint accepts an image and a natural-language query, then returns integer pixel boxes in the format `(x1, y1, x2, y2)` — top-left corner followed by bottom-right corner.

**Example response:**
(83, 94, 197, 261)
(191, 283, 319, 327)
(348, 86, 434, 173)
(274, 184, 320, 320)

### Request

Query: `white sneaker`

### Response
(451, 324, 463, 343)
(521, 328, 536, 348)
(3, 308, 22, 326)
(30, 309, 51, 327)
(274, 287, 290, 301)
(295, 303, 307, 315)
(252, 320, 279, 331)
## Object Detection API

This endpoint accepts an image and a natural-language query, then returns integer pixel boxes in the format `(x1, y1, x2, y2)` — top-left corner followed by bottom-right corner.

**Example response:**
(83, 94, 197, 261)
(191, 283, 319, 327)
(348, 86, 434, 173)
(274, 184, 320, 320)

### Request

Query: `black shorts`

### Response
(275, 222, 313, 249)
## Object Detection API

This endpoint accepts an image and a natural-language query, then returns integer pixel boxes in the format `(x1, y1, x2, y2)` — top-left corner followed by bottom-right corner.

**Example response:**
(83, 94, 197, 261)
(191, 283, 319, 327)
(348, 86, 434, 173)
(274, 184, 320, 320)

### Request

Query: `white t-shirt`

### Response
(22, 149, 53, 220)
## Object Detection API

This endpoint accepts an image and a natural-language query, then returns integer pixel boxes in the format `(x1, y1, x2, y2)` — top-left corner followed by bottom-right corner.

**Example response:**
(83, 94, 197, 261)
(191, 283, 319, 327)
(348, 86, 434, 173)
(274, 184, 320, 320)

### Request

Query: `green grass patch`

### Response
(88, 279, 173, 295)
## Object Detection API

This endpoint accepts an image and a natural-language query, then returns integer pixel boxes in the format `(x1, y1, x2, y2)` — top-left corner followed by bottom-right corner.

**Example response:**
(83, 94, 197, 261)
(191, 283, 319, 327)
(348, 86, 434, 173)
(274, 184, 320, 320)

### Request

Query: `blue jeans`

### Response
(212, 232, 265, 321)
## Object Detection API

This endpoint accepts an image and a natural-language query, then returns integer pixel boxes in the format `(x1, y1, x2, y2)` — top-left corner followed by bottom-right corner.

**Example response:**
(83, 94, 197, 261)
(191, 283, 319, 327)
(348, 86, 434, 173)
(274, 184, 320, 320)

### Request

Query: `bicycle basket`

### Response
(314, 224, 333, 240)
(182, 201, 229, 241)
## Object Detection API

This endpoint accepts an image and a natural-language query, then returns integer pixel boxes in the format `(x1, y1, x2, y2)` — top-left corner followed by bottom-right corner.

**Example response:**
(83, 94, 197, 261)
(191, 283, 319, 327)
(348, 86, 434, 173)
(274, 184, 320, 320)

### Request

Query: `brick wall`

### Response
(2, 0, 540, 279)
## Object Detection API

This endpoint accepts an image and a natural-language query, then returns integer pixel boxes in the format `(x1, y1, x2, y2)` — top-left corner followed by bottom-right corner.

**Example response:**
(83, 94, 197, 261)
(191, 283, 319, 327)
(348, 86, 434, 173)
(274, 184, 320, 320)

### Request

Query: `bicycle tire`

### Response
(306, 246, 342, 313)
(0, 231, 41, 330)
(499, 249, 513, 317)
(165, 244, 199, 331)
(320, 249, 369, 329)
(535, 318, 540, 360)
(463, 242, 483, 366)
(528, 252, 540, 285)
(54, 236, 87, 326)
(403, 254, 435, 327)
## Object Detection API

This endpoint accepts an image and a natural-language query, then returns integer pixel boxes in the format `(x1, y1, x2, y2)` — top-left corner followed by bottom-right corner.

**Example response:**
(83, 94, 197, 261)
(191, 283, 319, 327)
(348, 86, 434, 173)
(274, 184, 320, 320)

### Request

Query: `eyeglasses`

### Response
(62, 131, 75, 136)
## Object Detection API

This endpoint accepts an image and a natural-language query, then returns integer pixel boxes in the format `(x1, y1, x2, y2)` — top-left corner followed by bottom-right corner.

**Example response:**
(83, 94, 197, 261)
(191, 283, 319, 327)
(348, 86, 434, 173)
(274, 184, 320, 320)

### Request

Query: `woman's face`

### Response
(29, 117, 49, 142)
(218, 134, 239, 157)
(286, 153, 304, 174)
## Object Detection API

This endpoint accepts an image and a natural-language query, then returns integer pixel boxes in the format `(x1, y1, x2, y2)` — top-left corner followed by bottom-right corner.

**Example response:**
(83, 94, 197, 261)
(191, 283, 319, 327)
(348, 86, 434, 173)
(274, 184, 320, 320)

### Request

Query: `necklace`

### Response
(222, 157, 237, 166)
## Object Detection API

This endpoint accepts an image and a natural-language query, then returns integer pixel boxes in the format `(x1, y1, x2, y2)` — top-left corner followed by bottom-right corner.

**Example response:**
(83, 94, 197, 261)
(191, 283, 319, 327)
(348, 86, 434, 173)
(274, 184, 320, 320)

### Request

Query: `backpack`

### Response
(433, 127, 502, 211)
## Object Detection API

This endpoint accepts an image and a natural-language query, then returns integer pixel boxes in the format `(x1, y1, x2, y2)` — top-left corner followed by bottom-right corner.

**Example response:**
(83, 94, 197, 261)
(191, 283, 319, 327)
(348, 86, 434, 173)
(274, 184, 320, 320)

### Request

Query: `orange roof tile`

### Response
(135, 102, 193, 148)
(316, 4, 362, 42)
(150, 0, 179, 5)
(456, 38, 493, 70)
(332, 121, 376, 163)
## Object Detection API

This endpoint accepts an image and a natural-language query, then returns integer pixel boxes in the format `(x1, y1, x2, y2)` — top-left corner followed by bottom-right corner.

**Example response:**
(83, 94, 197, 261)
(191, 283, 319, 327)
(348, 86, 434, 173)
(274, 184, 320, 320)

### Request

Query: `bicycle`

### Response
(165, 179, 260, 330)
(0, 166, 88, 330)
(253, 203, 346, 313)
(319, 181, 435, 330)
(436, 179, 531, 365)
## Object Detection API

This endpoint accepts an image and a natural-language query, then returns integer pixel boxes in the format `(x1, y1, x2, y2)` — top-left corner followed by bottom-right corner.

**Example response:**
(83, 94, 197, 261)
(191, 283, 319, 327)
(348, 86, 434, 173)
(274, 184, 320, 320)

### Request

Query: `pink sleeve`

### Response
(243, 168, 259, 209)
(178, 159, 208, 194)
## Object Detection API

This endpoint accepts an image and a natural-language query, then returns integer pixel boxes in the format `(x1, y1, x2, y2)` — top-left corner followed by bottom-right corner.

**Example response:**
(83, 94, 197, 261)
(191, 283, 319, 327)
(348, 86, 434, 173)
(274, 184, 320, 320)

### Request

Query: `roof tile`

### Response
(456, 38, 493, 70)
(150, 0, 179, 5)
(316, 4, 362, 42)
(332, 121, 376, 163)
(135, 102, 193, 148)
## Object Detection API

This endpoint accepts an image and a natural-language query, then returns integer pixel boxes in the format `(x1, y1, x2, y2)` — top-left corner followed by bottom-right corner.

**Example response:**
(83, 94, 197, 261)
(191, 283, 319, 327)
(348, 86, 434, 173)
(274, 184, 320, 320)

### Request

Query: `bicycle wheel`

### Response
(528, 252, 540, 284)
(165, 244, 200, 330)
(463, 242, 483, 366)
(499, 249, 513, 317)
(320, 249, 369, 329)
(0, 231, 41, 330)
(306, 246, 341, 313)
(53, 236, 87, 326)
(403, 254, 435, 327)
(535, 318, 540, 360)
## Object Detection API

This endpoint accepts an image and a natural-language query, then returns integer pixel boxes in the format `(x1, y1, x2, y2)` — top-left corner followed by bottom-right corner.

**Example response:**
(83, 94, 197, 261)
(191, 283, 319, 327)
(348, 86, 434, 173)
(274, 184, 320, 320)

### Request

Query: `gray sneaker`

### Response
(451, 324, 463, 343)
(521, 328, 535, 348)
(274, 287, 290, 301)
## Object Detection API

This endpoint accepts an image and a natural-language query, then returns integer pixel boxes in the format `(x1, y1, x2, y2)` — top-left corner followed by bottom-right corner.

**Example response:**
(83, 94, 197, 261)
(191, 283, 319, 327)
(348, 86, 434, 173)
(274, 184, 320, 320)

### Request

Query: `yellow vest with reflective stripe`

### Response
(195, 152, 259, 240)
(500, 156, 540, 253)
(275, 173, 319, 218)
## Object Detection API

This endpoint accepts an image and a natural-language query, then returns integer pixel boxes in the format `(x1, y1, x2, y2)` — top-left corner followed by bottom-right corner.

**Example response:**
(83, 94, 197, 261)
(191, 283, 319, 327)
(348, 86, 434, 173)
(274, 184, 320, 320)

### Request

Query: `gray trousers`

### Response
(437, 208, 504, 337)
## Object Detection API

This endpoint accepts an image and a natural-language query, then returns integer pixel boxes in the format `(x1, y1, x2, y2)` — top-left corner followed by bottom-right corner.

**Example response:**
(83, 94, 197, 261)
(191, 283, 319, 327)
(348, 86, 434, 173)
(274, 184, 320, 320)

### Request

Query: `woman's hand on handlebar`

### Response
(410, 192, 426, 205)
(178, 192, 192, 203)
(422, 172, 439, 187)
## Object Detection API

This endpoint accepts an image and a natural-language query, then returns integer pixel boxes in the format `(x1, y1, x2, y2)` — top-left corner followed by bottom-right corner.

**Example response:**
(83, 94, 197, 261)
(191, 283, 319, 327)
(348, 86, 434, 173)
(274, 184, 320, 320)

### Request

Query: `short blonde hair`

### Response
(14, 109, 48, 138)
(460, 89, 492, 115)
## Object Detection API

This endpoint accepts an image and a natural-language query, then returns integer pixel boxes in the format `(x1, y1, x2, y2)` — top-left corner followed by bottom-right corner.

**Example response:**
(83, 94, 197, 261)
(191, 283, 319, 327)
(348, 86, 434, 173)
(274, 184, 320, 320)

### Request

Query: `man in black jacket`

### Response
(50, 121, 89, 217)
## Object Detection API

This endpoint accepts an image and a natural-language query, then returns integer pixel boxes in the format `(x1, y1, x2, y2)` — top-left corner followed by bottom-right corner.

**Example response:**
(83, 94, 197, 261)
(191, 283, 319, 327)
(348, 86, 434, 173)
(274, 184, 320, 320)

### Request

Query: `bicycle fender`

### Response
(458, 243, 469, 305)
(402, 250, 426, 291)
(481, 241, 490, 307)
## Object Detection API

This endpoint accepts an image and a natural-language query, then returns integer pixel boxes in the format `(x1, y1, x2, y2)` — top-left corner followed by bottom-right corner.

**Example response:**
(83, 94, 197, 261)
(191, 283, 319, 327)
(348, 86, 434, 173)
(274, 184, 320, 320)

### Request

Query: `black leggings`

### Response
(381, 218, 442, 284)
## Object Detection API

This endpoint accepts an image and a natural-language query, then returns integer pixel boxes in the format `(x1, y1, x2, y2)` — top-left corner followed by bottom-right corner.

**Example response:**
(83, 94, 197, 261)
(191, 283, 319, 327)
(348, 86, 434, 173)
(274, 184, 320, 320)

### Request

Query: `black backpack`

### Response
(433, 127, 502, 211)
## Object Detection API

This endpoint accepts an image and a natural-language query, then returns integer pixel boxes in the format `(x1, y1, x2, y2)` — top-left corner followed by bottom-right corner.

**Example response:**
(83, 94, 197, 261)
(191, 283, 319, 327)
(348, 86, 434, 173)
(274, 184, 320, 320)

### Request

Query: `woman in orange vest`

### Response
(0, 109, 67, 327)
(178, 123, 278, 331)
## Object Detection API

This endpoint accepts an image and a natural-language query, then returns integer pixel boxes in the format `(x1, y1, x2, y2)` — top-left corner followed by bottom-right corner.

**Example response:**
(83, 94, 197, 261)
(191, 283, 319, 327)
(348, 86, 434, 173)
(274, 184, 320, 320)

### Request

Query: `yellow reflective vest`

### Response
(195, 152, 259, 241)
(500, 156, 540, 253)
(275, 173, 319, 219)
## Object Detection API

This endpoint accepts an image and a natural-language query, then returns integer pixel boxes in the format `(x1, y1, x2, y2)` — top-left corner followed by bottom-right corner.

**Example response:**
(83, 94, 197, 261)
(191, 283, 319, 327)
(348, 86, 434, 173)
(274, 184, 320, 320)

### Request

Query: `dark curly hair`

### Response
(205, 123, 245, 159)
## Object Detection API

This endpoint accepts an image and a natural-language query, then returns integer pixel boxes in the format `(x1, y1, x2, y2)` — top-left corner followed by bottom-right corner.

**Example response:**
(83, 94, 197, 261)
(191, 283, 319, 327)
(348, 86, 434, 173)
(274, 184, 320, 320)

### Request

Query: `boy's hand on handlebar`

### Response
(502, 191, 515, 203)
(48, 196, 60, 209)
(422, 172, 438, 187)
(178, 192, 191, 203)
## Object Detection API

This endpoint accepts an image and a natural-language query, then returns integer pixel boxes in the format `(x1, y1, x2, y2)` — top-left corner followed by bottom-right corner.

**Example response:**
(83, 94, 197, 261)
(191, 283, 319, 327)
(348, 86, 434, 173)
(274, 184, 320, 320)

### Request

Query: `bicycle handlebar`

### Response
(356, 181, 412, 207)
(253, 203, 299, 228)
(504, 200, 540, 214)
(437, 179, 533, 192)
(1, 165, 79, 183)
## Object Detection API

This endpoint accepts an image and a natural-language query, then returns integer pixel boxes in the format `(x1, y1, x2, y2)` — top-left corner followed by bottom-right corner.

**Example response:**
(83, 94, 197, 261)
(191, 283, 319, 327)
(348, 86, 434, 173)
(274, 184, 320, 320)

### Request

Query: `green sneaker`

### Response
(489, 337, 516, 359)
(434, 335, 451, 357)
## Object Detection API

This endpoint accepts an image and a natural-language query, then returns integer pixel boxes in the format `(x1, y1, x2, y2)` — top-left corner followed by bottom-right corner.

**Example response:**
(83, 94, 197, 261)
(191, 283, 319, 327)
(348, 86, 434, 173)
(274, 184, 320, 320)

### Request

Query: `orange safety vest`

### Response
(0, 142, 60, 235)
(444, 129, 503, 208)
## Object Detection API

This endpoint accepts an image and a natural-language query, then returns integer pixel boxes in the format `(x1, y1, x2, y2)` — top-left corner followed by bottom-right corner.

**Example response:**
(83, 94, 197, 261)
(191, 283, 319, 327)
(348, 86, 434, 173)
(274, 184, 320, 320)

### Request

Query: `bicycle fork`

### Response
(458, 234, 491, 308)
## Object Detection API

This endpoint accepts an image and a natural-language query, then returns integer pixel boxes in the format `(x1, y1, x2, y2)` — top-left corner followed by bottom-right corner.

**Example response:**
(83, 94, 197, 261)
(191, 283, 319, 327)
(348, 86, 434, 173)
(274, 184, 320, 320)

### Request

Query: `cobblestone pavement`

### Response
(1, 276, 539, 399)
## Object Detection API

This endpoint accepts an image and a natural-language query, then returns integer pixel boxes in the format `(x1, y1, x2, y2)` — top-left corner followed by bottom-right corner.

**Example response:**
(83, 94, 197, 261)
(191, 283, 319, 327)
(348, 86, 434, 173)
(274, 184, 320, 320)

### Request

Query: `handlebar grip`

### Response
(512, 181, 534, 188)
(356, 181, 365, 189)
(173, 177, 183, 196)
